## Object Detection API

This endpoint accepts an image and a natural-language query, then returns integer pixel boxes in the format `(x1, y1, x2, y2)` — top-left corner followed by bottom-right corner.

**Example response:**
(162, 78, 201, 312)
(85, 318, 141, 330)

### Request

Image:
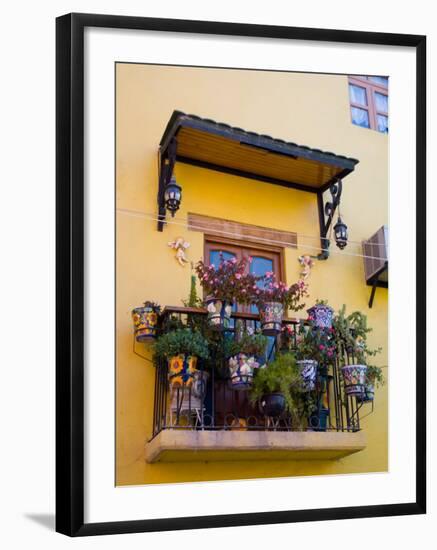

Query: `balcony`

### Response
(146, 306, 370, 463)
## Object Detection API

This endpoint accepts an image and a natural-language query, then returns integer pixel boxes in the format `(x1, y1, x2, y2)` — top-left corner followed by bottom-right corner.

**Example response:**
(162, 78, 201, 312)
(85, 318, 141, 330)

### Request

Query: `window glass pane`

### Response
(209, 249, 235, 266)
(249, 257, 273, 314)
(377, 114, 389, 134)
(375, 92, 388, 113)
(369, 76, 389, 86)
(349, 84, 367, 106)
(351, 106, 370, 128)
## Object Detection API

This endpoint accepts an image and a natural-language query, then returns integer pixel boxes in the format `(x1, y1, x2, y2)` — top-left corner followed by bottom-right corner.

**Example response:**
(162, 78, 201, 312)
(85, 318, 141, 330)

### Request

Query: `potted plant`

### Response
(195, 256, 256, 330)
(249, 353, 301, 417)
(154, 328, 209, 389)
(356, 365, 385, 403)
(253, 273, 307, 336)
(131, 301, 161, 342)
(307, 299, 334, 329)
(333, 306, 382, 398)
(226, 331, 268, 390)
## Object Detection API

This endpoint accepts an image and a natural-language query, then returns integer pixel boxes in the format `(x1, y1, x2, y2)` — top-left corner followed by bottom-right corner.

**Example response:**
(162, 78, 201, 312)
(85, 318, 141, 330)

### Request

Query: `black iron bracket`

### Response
(317, 179, 343, 260)
(157, 138, 177, 231)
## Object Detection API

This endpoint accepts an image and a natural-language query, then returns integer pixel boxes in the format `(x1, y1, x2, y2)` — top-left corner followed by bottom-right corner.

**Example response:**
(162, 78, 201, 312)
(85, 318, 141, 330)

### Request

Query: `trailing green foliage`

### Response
(332, 305, 385, 385)
(154, 329, 209, 361)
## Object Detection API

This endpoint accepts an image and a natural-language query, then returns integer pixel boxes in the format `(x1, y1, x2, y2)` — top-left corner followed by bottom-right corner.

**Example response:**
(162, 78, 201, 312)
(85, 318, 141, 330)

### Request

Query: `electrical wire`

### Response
(116, 207, 388, 262)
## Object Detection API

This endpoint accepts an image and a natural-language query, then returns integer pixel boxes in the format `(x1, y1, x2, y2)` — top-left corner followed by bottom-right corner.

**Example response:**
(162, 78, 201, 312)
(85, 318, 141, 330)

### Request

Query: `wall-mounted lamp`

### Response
(164, 176, 182, 217)
(334, 216, 348, 249)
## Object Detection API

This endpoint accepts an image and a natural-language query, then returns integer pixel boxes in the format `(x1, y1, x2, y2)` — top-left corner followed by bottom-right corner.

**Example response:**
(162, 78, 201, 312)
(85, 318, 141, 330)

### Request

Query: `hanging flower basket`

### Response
(131, 301, 160, 342)
(259, 301, 284, 336)
(228, 353, 260, 390)
(260, 392, 286, 417)
(205, 297, 233, 331)
(307, 303, 334, 329)
(341, 364, 368, 396)
(297, 359, 317, 392)
(356, 383, 375, 403)
(167, 354, 198, 388)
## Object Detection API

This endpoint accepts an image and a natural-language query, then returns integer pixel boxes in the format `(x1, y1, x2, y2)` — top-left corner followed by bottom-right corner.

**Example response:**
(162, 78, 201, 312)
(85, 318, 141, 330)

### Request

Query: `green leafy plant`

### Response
(154, 329, 209, 361)
(249, 353, 301, 413)
(332, 305, 382, 366)
(294, 321, 336, 365)
(183, 274, 203, 308)
(366, 365, 385, 387)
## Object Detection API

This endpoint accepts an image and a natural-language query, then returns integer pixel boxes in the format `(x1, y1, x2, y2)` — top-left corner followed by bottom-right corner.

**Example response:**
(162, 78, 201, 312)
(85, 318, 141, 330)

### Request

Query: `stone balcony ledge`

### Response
(146, 429, 366, 463)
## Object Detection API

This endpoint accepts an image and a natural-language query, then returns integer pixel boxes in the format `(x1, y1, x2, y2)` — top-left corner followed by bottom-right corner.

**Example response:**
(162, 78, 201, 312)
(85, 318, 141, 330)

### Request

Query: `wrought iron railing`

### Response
(150, 306, 372, 439)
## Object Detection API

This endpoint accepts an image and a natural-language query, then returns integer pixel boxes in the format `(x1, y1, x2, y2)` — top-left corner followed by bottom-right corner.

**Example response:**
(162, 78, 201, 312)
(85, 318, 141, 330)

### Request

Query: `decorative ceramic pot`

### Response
(228, 353, 261, 390)
(168, 354, 198, 388)
(260, 392, 286, 417)
(341, 364, 367, 396)
(356, 383, 375, 403)
(259, 301, 284, 336)
(205, 297, 233, 331)
(307, 303, 334, 329)
(131, 302, 160, 342)
(297, 359, 318, 392)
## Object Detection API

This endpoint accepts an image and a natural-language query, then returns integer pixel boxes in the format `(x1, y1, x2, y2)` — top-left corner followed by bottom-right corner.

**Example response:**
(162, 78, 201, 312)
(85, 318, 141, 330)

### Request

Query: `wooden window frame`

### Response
(348, 76, 388, 132)
(204, 235, 285, 312)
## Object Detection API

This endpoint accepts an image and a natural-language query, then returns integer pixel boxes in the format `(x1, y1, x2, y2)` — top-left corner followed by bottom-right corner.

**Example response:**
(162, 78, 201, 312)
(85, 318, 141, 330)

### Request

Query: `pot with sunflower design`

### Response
(153, 328, 210, 388)
(131, 301, 161, 342)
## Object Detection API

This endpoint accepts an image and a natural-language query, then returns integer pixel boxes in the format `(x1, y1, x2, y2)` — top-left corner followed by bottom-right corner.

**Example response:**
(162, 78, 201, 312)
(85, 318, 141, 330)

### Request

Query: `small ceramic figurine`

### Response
(168, 236, 190, 267)
(298, 254, 315, 280)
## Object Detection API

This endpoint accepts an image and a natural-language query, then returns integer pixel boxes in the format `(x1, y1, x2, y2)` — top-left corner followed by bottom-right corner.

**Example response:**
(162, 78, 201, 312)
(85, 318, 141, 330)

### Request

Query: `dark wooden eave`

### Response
(159, 110, 359, 193)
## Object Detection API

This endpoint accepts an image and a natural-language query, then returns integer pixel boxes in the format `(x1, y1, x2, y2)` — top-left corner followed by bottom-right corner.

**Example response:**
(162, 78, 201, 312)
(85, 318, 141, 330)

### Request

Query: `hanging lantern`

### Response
(164, 176, 182, 216)
(334, 216, 348, 249)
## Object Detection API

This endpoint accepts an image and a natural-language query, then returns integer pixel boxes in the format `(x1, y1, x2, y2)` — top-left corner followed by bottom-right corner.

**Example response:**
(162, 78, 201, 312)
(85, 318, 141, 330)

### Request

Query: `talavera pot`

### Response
(259, 301, 284, 336)
(341, 364, 367, 396)
(205, 297, 233, 331)
(356, 383, 375, 403)
(307, 303, 334, 329)
(167, 354, 198, 388)
(131, 302, 160, 342)
(228, 353, 261, 391)
(297, 359, 318, 392)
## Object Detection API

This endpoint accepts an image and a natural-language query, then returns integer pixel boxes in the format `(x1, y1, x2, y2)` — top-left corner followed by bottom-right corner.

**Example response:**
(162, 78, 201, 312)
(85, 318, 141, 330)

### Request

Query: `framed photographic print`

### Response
(56, 13, 426, 536)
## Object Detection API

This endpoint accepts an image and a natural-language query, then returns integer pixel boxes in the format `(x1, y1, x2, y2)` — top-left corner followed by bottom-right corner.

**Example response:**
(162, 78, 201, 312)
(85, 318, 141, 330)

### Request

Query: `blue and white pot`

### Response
(307, 303, 334, 329)
(297, 359, 318, 392)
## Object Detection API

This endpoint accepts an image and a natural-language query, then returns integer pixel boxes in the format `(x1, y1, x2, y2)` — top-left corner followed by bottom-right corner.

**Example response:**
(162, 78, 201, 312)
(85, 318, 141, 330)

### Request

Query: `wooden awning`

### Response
(159, 110, 359, 193)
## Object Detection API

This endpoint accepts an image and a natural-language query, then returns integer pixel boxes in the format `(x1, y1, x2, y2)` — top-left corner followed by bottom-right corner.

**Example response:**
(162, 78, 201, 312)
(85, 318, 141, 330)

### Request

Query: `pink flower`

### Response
(235, 273, 241, 280)
(231, 257, 237, 264)
(319, 344, 325, 350)
(248, 256, 253, 263)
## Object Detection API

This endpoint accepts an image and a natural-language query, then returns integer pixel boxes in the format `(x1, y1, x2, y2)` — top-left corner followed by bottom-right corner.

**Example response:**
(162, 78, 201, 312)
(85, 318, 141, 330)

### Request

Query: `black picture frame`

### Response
(56, 12, 426, 537)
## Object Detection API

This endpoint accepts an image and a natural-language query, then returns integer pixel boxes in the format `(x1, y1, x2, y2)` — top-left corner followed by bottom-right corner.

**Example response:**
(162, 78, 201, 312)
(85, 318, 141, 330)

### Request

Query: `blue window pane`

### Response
(349, 84, 367, 106)
(351, 107, 370, 128)
(209, 250, 235, 266)
(377, 114, 389, 134)
(208, 250, 238, 321)
(375, 92, 388, 113)
(369, 76, 388, 86)
(249, 256, 273, 314)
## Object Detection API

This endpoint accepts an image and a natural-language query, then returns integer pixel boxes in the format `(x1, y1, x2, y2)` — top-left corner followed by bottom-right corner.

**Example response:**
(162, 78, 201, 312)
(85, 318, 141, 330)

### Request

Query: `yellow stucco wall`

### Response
(116, 63, 388, 486)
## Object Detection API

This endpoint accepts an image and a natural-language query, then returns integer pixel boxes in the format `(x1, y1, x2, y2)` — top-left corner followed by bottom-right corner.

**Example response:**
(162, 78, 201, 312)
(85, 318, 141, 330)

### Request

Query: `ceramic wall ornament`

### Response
(298, 255, 315, 280)
(168, 236, 190, 267)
